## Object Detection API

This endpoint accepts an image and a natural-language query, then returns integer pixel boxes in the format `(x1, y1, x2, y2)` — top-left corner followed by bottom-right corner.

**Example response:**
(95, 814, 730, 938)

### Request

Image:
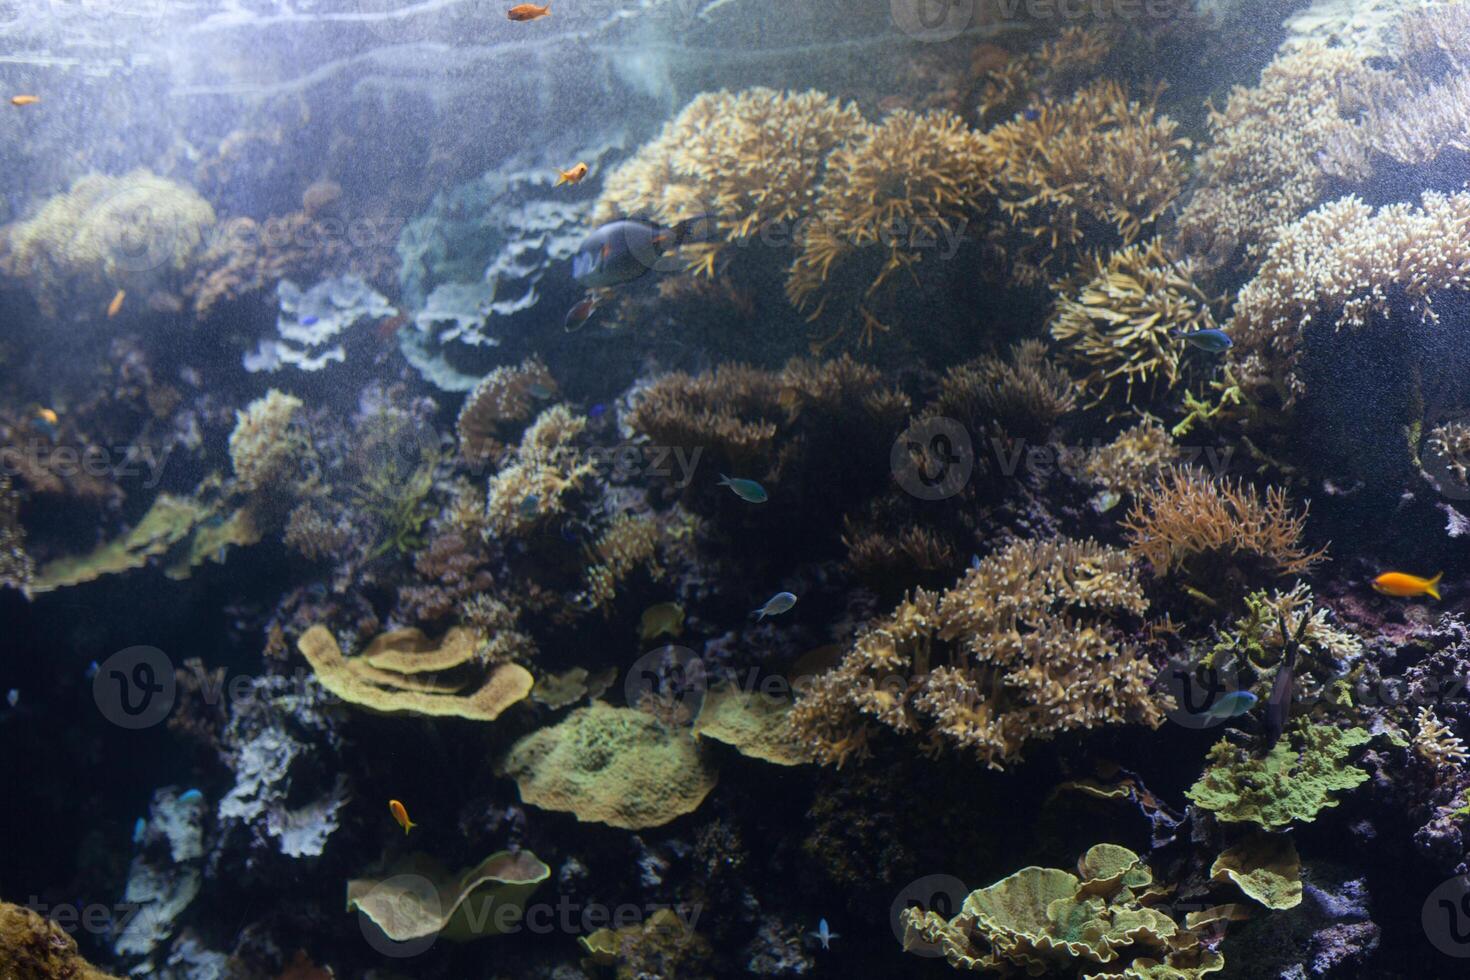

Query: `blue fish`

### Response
(179, 789, 204, 804)
(300, 315, 319, 326)
(132, 818, 147, 843)
(84, 661, 99, 679)
(753, 591, 797, 620)
(970, 554, 981, 570)
(808, 918, 839, 950)
(1205, 689, 1258, 722)
(572, 215, 715, 288)
(1174, 328, 1233, 353)
(528, 382, 555, 400)
(719, 474, 767, 503)
(588, 403, 608, 419)
(1023, 107, 1041, 121)
(519, 494, 540, 519)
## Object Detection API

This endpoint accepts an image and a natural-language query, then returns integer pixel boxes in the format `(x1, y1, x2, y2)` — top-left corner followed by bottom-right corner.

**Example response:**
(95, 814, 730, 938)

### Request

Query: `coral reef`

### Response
(346, 850, 550, 942)
(0, 475, 33, 591)
(484, 404, 596, 536)
(456, 356, 557, 466)
(1186, 724, 1373, 829)
(0, 900, 120, 979)
(228, 389, 312, 495)
(932, 339, 1076, 444)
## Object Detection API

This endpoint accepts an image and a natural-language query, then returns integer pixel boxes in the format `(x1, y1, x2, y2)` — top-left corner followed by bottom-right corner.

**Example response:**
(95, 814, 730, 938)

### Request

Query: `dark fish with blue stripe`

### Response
(571, 215, 716, 288)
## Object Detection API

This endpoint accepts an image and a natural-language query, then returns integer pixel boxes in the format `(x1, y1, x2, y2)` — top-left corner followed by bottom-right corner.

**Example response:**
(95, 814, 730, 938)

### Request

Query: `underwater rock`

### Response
(115, 788, 208, 960)
(0, 899, 121, 979)
(244, 275, 395, 374)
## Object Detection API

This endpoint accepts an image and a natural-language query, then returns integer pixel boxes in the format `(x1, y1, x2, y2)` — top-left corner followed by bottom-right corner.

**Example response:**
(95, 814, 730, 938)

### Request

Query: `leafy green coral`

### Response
(347, 849, 549, 943)
(1186, 724, 1371, 829)
(900, 843, 1223, 977)
(1210, 833, 1301, 910)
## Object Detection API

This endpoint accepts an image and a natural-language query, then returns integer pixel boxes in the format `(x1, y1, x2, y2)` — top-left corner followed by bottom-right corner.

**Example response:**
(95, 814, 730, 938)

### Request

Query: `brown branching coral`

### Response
(786, 109, 991, 346)
(981, 80, 1188, 270)
(229, 389, 313, 495)
(1049, 238, 1215, 409)
(485, 405, 596, 537)
(577, 510, 699, 613)
(1425, 420, 1470, 496)
(456, 357, 556, 466)
(1123, 467, 1326, 588)
(790, 537, 1163, 770)
(975, 26, 1115, 125)
(1176, 44, 1383, 264)
(594, 87, 864, 278)
(933, 340, 1076, 444)
(1083, 419, 1178, 499)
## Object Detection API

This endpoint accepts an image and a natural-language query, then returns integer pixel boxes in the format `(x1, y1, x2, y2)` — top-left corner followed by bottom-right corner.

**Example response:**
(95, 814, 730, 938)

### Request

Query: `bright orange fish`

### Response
(1373, 571, 1442, 600)
(507, 3, 549, 20)
(106, 289, 126, 317)
(10, 95, 39, 107)
(555, 162, 588, 187)
(388, 799, 416, 835)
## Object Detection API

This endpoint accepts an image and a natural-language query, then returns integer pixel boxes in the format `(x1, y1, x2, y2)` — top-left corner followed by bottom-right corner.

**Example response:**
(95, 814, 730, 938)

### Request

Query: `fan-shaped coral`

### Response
(347, 849, 550, 943)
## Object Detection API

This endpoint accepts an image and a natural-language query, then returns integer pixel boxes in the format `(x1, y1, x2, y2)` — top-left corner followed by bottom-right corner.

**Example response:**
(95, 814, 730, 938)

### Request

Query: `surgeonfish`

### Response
(1373, 570, 1442, 600)
(718, 474, 767, 503)
(556, 162, 588, 186)
(507, 3, 549, 20)
(389, 799, 416, 835)
(571, 215, 715, 288)
(10, 95, 38, 107)
(107, 289, 126, 317)
(808, 918, 839, 950)
(753, 591, 797, 621)
(1173, 328, 1233, 352)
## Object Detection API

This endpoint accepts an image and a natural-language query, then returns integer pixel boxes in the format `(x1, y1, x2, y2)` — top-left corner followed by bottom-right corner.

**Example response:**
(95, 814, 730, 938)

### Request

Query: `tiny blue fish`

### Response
(132, 818, 147, 844)
(588, 403, 608, 419)
(84, 661, 99, 679)
(4, 689, 16, 708)
(970, 554, 981, 570)
(300, 315, 319, 326)
(1174, 328, 1233, 353)
(1023, 107, 1041, 121)
(179, 789, 204, 804)
(1205, 689, 1258, 722)
(753, 591, 797, 620)
(719, 474, 767, 503)
(808, 918, 839, 950)
(519, 494, 540, 519)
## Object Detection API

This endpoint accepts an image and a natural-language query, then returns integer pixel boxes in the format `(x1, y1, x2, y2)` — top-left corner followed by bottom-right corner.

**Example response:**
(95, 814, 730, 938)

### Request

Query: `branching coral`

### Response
(975, 26, 1115, 125)
(1083, 419, 1178, 500)
(229, 389, 312, 495)
(1185, 723, 1372, 829)
(1122, 467, 1326, 587)
(900, 844, 1223, 977)
(0, 169, 215, 317)
(1049, 238, 1215, 408)
(594, 87, 864, 277)
(1425, 420, 1470, 496)
(933, 339, 1076, 443)
(577, 511, 698, 613)
(785, 108, 991, 345)
(981, 80, 1188, 266)
(456, 356, 556, 466)
(1176, 44, 1384, 263)
(1413, 706, 1470, 771)
(485, 405, 595, 537)
(789, 537, 1163, 770)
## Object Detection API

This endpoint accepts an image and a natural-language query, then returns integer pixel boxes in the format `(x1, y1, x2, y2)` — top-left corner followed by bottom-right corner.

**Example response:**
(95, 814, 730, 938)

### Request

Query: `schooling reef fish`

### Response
(1174, 328, 1233, 352)
(571, 215, 715, 289)
(1373, 570, 1442, 599)
(389, 799, 416, 835)
(10, 95, 38, 107)
(556, 162, 588, 186)
(1206, 689, 1258, 723)
(718, 474, 767, 503)
(753, 591, 797, 621)
(107, 289, 126, 317)
(507, 3, 549, 20)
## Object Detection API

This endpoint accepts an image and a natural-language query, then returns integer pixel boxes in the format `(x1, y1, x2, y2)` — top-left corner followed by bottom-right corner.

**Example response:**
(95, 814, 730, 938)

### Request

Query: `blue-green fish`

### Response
(718, 475, 767, 503)
(518, 494, 540, 518)
(753, 591, 797, 620)
(571, 215, 715, 288)
(1205, 689, 1257, 722)
(1174, 328, 1233, 352)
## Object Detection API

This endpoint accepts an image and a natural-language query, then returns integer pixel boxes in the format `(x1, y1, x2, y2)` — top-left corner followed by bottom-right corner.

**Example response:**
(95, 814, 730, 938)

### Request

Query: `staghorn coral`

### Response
(485, 405, 595, 537)
(1425, 420, 1470, 496)
(1049, 238, 1215, 409)
(1122, 467, 1326, 587)
(576, 512, 693, 613)
(456, 356, 556, 466)
(1211, 583, 1361, 669)
(975, 26, 1115, 125)
(594, 87, 864, 278)
(900, 843, 1223, 977)
(1, 169, 215, 317)
(1186, 723, 1372, 829)
(498, 702, 719, 829)
(229, 389, 312, 495)
(1083, 419, 1178, 500)
(786, 108, 991, 346)
(1412, 706, 1470, 772)
(1176, 44, 1384, 264)
(789, 537, 1163, 770)
(933, 339, 1076, 444)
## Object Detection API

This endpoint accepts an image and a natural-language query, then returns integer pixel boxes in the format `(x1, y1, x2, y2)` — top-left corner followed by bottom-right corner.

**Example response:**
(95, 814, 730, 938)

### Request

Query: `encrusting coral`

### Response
(498, 702, 719, 830)
(1186, 723, 1372, 829)
(900, 843, 1224, 977)
(0, 169, 216, 317)
(789, 536, 1163, 770)
(1049, 237, 1216, 409)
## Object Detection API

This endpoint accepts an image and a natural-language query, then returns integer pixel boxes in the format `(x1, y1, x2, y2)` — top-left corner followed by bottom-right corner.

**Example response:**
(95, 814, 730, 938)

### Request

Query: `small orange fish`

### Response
(10, 95, 39, 107)
(556, 162, 588, 187)
(106, 289, 126, 317)
(1373, 570, 1442, 600)
(507, 3, 549, 20)
(388, 799, 416, 835)
(36, 407, 58, 427)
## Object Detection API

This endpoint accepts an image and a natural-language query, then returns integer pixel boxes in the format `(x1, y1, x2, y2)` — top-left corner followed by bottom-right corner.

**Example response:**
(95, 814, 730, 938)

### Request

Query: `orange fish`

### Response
(555, 162, 588, 187)
(1373, 570, 1442, 600)
(106, 289, 126, 317)
(388, 799, 416, 835)
(10, 95, 38, 107)
(507, 3, 549, 20)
